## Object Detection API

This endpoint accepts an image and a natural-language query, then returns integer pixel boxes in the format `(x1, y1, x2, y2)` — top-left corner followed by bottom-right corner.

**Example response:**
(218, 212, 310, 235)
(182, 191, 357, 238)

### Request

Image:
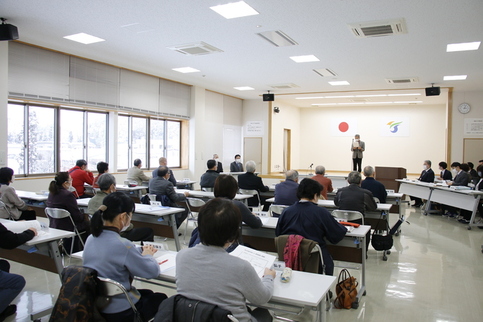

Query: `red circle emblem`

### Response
(339, 122, 349, 132)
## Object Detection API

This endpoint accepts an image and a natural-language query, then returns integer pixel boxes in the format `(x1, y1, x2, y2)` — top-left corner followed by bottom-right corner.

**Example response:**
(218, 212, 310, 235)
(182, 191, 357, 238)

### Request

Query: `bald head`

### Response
(285, 170, 299, 182)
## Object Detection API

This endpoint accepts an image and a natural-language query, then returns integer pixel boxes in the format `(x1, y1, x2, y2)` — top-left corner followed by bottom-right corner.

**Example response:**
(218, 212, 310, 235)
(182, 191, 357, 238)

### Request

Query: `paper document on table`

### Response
(2, 220, 42, 234)
(230, 245, 276, 278)
(345, 226, 354, 233)
(259, 217, 269, 225)
(155, 253, 176, 273)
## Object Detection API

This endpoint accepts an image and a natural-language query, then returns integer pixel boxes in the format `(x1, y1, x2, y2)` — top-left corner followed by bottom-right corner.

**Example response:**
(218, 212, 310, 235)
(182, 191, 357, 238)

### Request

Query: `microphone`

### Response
(308, 163, 314, 176)
(309, 163, 313, 168)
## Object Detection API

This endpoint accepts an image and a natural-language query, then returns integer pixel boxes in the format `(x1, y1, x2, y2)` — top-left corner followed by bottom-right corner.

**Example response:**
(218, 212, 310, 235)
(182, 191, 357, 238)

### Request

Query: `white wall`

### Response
(451, 89, 483, 163)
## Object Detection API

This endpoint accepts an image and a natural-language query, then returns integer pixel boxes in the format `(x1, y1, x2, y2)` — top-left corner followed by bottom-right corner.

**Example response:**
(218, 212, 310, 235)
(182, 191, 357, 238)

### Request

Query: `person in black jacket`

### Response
(438, 161, 452, 181)
(238, 161, 270, 210)
(361, 166, 387, 203)
(0, 223, 37, 320)
(411, 160, 435, 207)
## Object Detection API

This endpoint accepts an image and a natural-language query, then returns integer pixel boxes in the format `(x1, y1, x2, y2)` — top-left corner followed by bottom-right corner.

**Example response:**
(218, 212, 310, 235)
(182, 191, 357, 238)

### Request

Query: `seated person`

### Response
(411, 160, 435, 207)
(199, 159, 219, 190)
(213, 154, 224, 173)
(274, 170, 299, 206)
(238, 161, 270, 210)
(361, 166, 387, 203)
(177, 198, 275, 322)
(152, 157, 177, 185)
(438, 161, 452, 181)
(127, 159, 150, 194)
(0, 167, 36, 220)
(334, 171, 377, 251)
(47, 172, 90, 253)
(0, 222, 37, 320)
(87, 173, 153, 242)
(311, 165, 333, 200)
(275, 179, 347, 276)
(68, 159, 94, 198)
(93, 161, 109, 188)
(83, 192, 167, 322)
(148, 166, 189, 228)
(446, 162, 471, 221)
(230, 154, 244, 172)
(468, 162, 479, 185)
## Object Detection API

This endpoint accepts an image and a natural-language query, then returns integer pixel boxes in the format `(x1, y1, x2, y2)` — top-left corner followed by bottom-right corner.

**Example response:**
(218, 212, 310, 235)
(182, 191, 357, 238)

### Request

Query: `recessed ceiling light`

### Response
(311, 103, 334, 106)
(296, 96, 325, 100)
(233, 86, 254, 91)
(328, 81, 350, 86)
(63, 33, 105, 44)
(325, 95, 354, 98)
(210, 1, 259, 19)
(394, 101, 423, 104)
(172, 67, 200, 73)
(446, 41, 481, 52)
(290, 55, 320, 63)
(370, 102, 393, 104)
(443, 75, 467, 81)
(355, 94, 387, 98)
(387, 93, 421, 96)
(339, 102, 364, 105)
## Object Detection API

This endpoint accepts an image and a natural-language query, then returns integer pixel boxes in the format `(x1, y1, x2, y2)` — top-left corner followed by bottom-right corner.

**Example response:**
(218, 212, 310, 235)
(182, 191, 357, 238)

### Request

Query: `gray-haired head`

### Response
(424, 160, 432, 167)
(98, 173, 116, 191)
(285, 169, 299, 181)
(245, 160, 257, 173)
(347, 171, 362, 185)
(363, 166, 374, 177)
(315, 165, 326, 175)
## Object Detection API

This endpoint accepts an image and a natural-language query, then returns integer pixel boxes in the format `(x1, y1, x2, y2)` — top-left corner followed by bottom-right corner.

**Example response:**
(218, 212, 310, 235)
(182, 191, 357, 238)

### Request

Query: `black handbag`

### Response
(371, 213, 393, 251)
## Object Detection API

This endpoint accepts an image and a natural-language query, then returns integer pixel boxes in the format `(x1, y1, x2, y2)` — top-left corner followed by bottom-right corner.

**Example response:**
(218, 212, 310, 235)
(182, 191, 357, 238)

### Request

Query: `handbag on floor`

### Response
(334, 269, 358, 309)
(371, 213, 393, 251)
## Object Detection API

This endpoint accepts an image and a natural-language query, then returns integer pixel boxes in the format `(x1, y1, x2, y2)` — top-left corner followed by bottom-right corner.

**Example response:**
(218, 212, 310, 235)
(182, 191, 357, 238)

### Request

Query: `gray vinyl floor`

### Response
(4, 202, 483, 322)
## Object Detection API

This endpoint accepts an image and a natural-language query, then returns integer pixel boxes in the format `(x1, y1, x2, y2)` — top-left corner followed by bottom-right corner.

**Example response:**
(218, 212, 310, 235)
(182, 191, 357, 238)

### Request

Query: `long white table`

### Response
(242, 216, 370, 307)
(176, 189, 254, 201)
(0, 219, 74, 279)
(265, 197, 392, 212)
(76, 199, 185, 251)
(17, 190, 49, 203)
(397, 179, 483, 229)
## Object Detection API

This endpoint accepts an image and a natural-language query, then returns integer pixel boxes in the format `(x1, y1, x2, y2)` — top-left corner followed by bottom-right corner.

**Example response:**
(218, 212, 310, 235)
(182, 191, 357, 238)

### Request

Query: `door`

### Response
(244, 137, 262, 172)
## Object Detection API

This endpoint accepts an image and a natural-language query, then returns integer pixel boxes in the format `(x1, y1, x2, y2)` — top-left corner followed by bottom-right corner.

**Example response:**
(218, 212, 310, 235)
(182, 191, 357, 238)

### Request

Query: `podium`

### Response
(375, 166, 406, 192)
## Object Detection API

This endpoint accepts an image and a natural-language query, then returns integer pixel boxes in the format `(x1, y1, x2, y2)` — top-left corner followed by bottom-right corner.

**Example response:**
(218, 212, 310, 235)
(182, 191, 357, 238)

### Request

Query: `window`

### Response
(150, 119, 165, 167)
(117, 115, 130, 170)
(7, 104, 55, 175)
(166, 121, 181, 167)
(132, 117, 147, 168)
(60, 110, 108, 171)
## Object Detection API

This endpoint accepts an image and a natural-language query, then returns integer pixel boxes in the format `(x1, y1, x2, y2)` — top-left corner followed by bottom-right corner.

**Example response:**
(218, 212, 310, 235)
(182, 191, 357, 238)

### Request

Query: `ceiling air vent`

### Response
(269, 83, 299, 89)
(256, 30, 298, 47)
(349, 18, 407, 38)
(313, 68, 337, 77)
(385, 77, 419, 84)
(168, 41, 223, 55)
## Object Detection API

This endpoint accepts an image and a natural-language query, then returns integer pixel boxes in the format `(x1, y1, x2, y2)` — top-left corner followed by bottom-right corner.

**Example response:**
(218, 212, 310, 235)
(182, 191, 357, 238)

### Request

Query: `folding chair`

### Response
(268, 204, 288, 217)
(45, 208, 85, 263)
(239, 189, 261, 211)
(184, 197, 205, 243)
(331, 209, 364, 225)
(201, 187, 213, 192)
(97, 277, 143, 322)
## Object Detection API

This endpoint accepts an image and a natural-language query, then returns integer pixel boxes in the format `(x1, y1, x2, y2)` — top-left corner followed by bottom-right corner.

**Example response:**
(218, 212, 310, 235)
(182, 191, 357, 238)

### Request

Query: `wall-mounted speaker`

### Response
(425, 86, 440, 96)
(0, 23, 19, 41)
(263, 93, 274, 101)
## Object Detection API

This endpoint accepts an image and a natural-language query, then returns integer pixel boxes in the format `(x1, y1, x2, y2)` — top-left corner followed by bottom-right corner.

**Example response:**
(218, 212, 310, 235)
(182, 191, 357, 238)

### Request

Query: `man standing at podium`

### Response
(351, 134, 365, 172)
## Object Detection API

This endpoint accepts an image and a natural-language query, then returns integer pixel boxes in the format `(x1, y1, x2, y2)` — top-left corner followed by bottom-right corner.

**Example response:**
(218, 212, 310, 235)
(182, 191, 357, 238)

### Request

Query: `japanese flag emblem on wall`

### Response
(331, 118, 358, 136)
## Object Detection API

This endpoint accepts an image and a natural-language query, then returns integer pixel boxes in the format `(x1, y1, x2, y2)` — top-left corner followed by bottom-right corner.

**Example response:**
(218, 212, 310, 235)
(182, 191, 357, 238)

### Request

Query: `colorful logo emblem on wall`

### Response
(387, 121, 402, 133)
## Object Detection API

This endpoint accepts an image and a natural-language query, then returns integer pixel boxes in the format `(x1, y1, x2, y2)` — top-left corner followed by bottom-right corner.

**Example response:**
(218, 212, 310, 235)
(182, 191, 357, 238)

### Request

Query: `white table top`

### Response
(176, 180, 197, 185)
(397, 179, 483, 195)
(77, 199, 184, 217)
(176, 189, 254, 200)
(16, 190, 49, 201)
(25, 228, 75, 246)
(265, 198, 392, 212)
(115, 184, 149, 191)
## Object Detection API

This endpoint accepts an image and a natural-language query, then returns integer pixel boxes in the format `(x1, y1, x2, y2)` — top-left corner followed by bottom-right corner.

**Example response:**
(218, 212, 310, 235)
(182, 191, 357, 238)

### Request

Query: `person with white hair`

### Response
(274, 170, 299, 206)
(311, 165, 333, 200)
(237, 160, 270, 210)
(361, 166, 387, 203)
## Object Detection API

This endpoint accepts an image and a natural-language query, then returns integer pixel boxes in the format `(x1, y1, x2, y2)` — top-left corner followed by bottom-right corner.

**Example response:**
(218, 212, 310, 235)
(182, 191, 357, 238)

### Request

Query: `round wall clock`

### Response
(458, 103, 471, 114)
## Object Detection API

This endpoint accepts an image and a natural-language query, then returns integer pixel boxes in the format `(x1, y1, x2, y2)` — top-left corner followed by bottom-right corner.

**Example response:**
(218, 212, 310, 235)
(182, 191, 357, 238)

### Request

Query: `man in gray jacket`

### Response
(351, 134, 365, 172)
(149, 166, 189, 228)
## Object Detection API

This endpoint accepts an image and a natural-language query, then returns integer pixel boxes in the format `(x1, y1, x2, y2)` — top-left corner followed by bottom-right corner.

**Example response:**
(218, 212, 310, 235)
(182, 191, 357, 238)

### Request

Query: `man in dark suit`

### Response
(274, 170, 299, 206)
(149, 166, 189, 228)
(213, 154, 224, 173)
(411, 160, 435, 207)
(200, 159, 219, 189)
(230, 154, 244, 172)
(438, 161, 452, 181)
(446, 162, 471, 220)
(238, 160, 269, 210)
(361, 166, 387, 203)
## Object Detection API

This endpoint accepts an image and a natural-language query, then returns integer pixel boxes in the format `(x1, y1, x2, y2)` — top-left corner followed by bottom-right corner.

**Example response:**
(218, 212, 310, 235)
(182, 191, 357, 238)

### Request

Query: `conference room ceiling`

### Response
(2, 0, 482, 108)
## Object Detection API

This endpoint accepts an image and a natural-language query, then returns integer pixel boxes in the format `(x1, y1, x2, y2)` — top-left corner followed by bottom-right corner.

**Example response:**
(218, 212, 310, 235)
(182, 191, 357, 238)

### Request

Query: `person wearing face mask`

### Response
(411, 160, 435, 207)
(87, 173, 154, 242)
(230, 154, 244, 172)
(83, 192, 167, 322)
(0, 167, 36, 220)
(438, 161, 452, 181)
(213, 153, 224, 173)
(47, 172, 90, 253)
(351, 134, 365, 173)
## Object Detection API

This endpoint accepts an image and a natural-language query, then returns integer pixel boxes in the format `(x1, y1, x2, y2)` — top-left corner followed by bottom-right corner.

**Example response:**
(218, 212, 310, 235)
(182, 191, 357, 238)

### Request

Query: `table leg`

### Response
(170, 214, 181, 251)
(318, 298, 326, 322)
(468, 195, 481, 230)
(47, 240, 64, 279)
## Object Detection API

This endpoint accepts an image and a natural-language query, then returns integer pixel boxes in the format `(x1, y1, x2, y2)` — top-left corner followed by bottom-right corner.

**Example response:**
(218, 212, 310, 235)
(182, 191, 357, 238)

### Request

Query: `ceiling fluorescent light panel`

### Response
(210, 1, 259, 19)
